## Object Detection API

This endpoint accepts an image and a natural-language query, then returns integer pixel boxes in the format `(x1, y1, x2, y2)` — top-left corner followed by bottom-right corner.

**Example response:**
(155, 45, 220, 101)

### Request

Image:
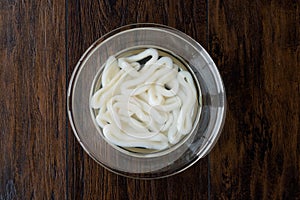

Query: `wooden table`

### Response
(1, 0, 299, 199)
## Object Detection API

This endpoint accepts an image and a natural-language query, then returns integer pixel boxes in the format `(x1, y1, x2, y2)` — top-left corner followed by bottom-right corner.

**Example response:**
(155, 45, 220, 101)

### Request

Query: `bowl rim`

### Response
(67, 23, 226, 179)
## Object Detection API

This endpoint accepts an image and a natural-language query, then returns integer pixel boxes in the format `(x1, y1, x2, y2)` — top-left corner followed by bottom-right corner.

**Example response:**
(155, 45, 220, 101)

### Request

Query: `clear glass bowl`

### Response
(67, 23, 226, 179)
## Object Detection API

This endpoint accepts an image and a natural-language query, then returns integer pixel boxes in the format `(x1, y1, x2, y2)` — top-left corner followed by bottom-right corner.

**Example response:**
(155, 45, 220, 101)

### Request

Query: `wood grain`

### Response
(0, 0, 66, 199)
(208, 0, 300, 199)
(1, 0, 299, 199)
(67, 0, 209, 199)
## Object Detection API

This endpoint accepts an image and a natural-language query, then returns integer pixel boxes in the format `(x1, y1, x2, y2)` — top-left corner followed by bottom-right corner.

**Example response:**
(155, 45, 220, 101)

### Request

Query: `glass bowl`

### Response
(67, 23, 226, 179)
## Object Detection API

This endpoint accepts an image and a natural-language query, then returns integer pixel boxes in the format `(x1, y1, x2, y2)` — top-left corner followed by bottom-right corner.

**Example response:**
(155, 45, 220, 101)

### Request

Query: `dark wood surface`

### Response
(1, 0, 299, 199)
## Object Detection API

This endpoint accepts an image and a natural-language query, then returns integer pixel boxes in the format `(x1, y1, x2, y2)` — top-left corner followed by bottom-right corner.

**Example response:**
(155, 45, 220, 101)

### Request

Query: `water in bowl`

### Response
(90, 46, 202, 157)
